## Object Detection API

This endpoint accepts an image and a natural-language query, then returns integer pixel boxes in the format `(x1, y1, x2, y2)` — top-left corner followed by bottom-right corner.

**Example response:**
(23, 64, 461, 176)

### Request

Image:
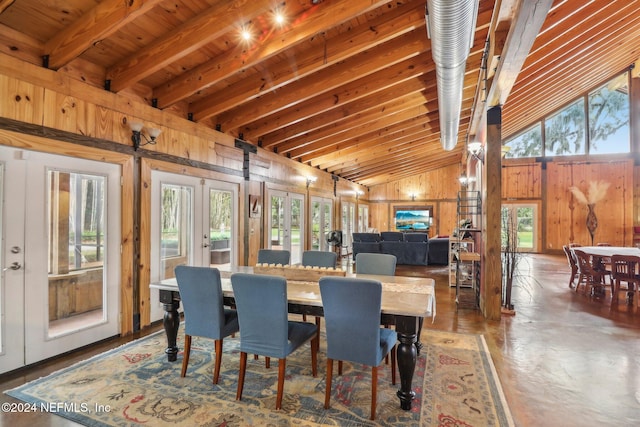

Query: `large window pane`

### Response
(209, 189, 232, 267)
(588, 73, 630, 154)
(160, 184, 192, 279)
(504, 124, 542, 158)
(48, 170, 107, 337)
(545, 99, 586, 156)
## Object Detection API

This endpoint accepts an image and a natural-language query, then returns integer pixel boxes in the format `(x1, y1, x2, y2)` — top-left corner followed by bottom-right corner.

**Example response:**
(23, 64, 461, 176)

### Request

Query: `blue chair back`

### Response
(355, 253, 396, 276)
(319, 277, 396, 366)
(231, 273, 291, 358)
(257, 249, 291, 265)
(175, 265, 232, 339)
(302, 250, 338, 268)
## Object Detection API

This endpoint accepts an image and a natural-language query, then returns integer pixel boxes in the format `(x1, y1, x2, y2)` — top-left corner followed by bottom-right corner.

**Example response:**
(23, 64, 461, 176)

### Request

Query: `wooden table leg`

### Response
(394, 315, 418, 410)
(159, 289, 181, 362)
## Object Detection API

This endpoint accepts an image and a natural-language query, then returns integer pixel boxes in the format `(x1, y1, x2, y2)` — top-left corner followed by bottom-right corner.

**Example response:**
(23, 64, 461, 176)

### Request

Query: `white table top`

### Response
(150, 266, 435, 320)
(571, 246, 640, 257)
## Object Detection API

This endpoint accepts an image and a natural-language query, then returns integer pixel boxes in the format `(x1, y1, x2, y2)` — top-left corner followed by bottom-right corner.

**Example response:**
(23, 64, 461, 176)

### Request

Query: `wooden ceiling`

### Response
(0, 0, 639, 186)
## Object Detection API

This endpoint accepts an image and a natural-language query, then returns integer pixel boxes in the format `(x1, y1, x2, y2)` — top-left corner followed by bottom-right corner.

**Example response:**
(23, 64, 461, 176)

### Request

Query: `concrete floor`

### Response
(1, 253, 639, 426)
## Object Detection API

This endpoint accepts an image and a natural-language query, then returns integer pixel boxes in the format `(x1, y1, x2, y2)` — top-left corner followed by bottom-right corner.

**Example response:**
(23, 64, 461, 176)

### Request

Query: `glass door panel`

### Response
(47, 171, 107, 338)
(268, 190, 305, 264)
(501, 204, 537, 252)
(311, 196, 333, 251)
(208, 188, 234, 268)
(160, 183, 193, 280)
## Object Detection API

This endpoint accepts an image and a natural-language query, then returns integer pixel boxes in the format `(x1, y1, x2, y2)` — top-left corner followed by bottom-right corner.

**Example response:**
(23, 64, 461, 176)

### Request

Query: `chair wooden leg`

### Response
(338, 360, 343, 375)
(324, 358, 333, 409)
(276, 358, 286, 410)
(265, 356, 271, 369)
(213, 339, 223, 384)
(370, 365, 378, 420)
(390, 346, 396, 385)
(180, 335, 191, 377)
(311, 332, 318, 377)
(236, 351, 247, 401)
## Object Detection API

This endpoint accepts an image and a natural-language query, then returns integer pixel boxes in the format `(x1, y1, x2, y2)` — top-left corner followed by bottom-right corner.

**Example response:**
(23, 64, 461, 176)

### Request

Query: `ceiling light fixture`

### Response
(129, 121, 161, 151)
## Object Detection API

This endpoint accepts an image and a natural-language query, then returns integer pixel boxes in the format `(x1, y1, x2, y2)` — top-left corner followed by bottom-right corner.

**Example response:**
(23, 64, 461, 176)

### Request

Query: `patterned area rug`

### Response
(5, 328, 513, 426)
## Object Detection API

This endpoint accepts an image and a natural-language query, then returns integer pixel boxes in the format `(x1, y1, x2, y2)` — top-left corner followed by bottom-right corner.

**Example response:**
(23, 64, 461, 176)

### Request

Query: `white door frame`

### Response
(1, 147, 121, 373)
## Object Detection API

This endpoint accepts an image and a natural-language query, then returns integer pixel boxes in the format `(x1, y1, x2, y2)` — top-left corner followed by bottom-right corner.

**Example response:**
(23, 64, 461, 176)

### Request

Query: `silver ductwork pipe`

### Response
(426, 0, 478, 151)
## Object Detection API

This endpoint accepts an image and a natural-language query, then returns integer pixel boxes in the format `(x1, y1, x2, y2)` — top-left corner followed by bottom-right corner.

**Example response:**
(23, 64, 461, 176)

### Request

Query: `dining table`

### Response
(570, 246, 640, 295)
(149, 265, 436, 411)
(571, 246, 640, 257)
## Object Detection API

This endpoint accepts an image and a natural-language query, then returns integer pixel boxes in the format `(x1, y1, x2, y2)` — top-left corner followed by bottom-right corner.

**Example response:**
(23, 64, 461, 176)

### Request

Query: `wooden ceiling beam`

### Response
(323, 131, 439, 173)
(155, 0, 422, 109)
(44, 0, 162, 70)
(257, 73, 435, 147)
(283, 98, 436, 159)
(306, 115, 439, 166)
(209, 29, 429, 129)
(310, 123, 435, 169)
(245, 62, 434, 143)
(468, 0, 553, 138)
(106, 1, 275, 92)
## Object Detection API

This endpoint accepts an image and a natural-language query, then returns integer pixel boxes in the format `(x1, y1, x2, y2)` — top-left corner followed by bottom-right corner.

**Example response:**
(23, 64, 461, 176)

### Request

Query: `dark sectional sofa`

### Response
(352, 232, 449, 266)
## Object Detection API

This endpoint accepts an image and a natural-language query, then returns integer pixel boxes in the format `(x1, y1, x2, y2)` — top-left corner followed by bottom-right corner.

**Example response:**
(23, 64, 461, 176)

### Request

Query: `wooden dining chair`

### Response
(563, 245, 578, 288)
(572, 249, 611, 296)
(610, 254, 640, 308)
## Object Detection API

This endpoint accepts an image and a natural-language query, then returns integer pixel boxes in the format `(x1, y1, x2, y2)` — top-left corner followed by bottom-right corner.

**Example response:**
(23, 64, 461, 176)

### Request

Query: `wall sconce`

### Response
(356, 190, 364, 199)
(409, 192, 417, 201)
(306, 176, 317, 188)
(468, 141, 484, 163)
(129, 121, 161, 151)
(459, 173, 477, 187)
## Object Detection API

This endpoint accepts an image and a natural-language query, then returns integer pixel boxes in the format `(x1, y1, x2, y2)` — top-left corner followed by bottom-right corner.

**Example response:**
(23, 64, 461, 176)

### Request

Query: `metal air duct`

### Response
(426, 0, 478, 151)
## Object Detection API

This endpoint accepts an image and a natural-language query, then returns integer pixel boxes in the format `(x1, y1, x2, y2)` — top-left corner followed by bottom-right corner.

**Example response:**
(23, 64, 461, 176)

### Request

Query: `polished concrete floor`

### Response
(1, 254, 639, 426)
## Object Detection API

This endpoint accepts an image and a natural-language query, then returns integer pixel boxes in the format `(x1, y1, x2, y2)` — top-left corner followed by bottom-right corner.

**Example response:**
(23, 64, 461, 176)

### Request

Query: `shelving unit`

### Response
(453, 191, 481, 310)
(448, 237, 475, 287)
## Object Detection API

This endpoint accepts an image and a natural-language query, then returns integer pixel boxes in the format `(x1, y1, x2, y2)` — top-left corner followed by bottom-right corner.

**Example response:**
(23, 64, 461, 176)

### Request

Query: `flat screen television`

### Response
(394, 208, 432, 231)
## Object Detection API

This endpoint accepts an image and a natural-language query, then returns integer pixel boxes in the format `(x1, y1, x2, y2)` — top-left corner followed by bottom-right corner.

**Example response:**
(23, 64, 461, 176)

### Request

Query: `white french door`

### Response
(149, 171, 238, 322)
(341, 201, 356, 255)
(268, 190, 305, 264)
(310, 196, 333, 251)
(0, 146, 120, 374)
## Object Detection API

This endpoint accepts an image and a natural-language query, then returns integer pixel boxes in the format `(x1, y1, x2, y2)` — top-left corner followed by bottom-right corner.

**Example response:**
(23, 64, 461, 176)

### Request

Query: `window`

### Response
(545, 99, 586, 156)
(505, 72, 630, 158)
(504, 124, 542, 158)
(48, 171, 106, 273)
(588, 72, 629, 154)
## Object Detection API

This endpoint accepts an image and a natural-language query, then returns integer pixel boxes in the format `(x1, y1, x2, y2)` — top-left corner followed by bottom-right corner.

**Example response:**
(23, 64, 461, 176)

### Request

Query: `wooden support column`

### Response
(482, 106, 502, 320)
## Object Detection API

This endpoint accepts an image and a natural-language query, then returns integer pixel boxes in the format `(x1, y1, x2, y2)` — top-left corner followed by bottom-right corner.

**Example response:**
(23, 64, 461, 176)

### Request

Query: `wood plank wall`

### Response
(0, 52, 367, 334)
(368, 163, 461, 236)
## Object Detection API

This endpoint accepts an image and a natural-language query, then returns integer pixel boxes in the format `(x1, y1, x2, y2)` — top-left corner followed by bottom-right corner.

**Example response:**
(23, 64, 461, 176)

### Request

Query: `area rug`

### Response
(5, 328, 513, 426)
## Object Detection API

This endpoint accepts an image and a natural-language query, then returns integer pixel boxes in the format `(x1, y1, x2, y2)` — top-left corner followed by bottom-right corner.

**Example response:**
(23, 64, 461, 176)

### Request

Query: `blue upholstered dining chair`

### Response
(302, 250, 338, 268)
(174, 265, 240, 384)
(319, 276, 397, 421)
(355, 252, 397, 276)
(257, 249, 291, 265)
(230, 273, 318, 410)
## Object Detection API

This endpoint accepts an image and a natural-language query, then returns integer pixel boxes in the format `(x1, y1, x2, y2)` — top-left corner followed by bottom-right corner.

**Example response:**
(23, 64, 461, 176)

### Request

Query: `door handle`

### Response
(3, 262, 21, 271)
